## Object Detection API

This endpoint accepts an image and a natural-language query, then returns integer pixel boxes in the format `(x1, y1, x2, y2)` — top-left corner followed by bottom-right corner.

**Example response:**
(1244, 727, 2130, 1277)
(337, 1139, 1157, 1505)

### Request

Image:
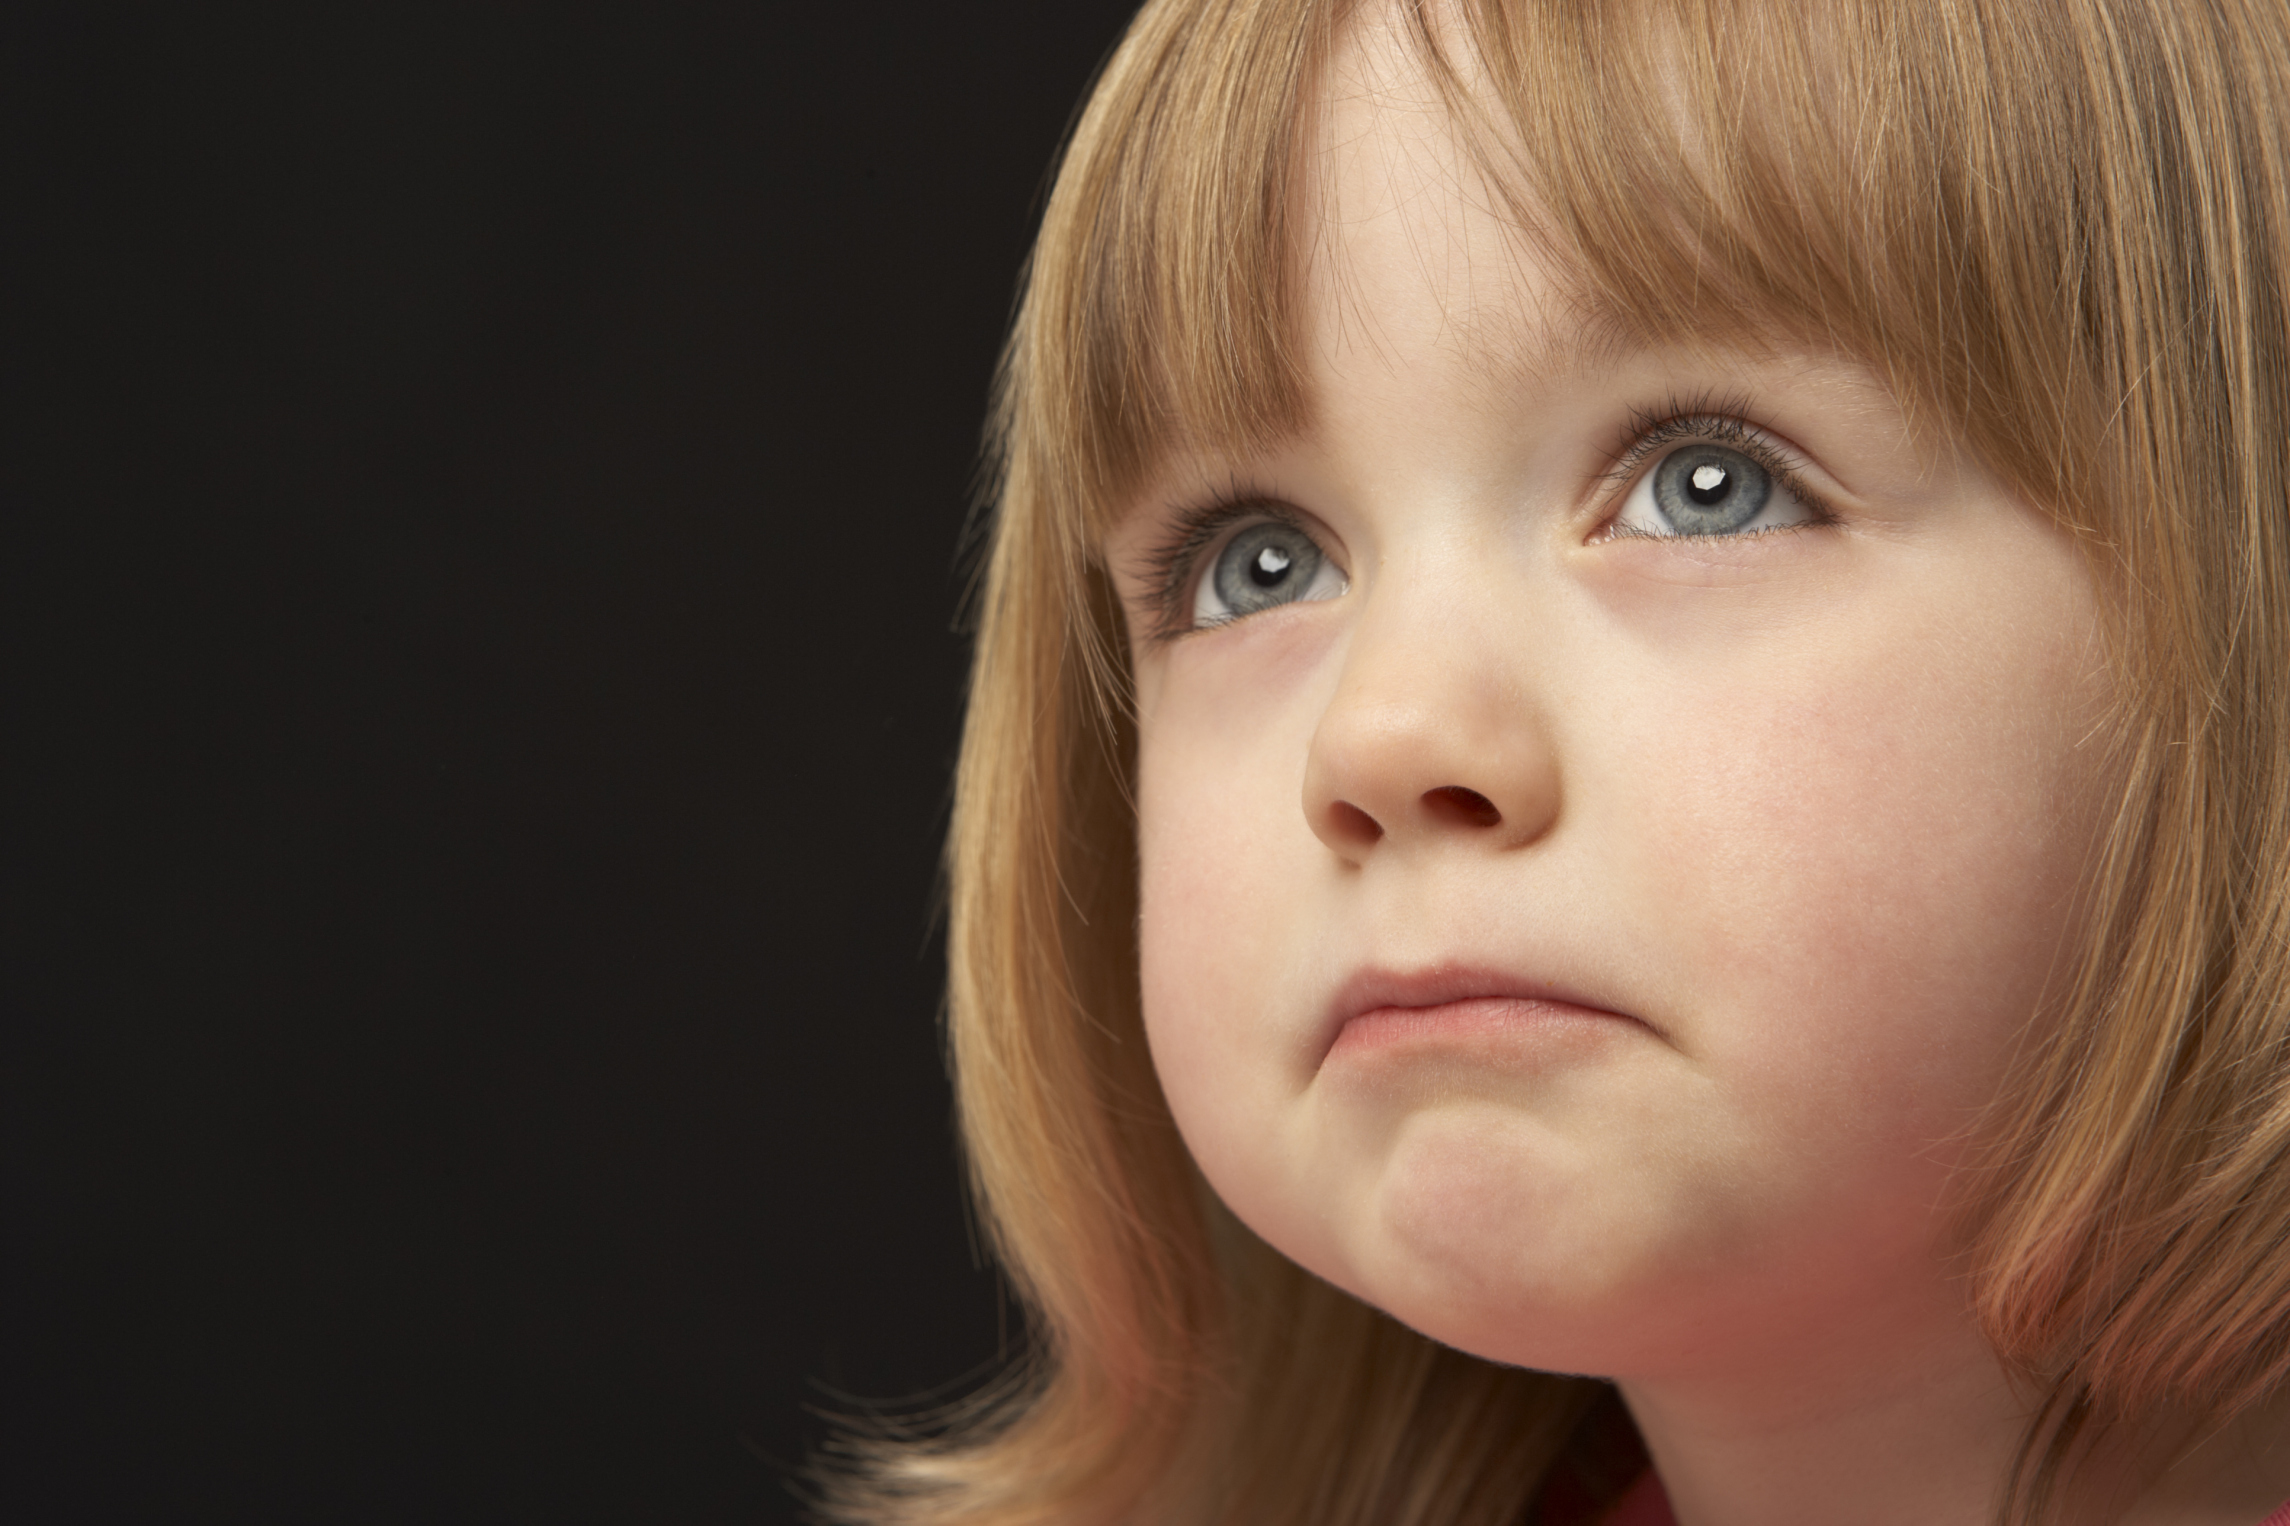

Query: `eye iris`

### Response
(1212, 522, 1324, 617)
(1653, 445, 1771, 534)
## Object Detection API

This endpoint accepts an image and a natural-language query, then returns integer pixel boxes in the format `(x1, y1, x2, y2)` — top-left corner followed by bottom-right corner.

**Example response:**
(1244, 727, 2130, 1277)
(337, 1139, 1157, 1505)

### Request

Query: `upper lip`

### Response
(1320, 963, 1651, 1061)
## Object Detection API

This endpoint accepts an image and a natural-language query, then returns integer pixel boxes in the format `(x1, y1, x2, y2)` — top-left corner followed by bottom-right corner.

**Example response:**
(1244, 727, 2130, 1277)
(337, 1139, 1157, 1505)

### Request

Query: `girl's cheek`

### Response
(1133, 619, 1345, 1232)
(1135, 793, 1307, 1250)
(1602, 536, 2115, 1150)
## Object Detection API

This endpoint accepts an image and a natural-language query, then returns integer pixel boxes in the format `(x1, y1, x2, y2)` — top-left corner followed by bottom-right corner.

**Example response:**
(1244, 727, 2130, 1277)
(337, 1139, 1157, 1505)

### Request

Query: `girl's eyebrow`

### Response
(1547, 299, 1643, 375)
(1472, 299, 1861, 425)
(1483, 288, 1812, 395)
(1460, 292, 1645, 391)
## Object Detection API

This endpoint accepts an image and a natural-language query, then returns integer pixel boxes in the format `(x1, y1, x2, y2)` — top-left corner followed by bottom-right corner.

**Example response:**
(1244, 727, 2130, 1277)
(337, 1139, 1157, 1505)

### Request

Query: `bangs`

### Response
(1011, 0, 2126, 542)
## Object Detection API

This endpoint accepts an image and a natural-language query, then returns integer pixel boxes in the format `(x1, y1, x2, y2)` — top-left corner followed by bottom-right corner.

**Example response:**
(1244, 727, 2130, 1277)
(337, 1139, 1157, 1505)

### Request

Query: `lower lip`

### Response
(1327, 996, 1634, 1064)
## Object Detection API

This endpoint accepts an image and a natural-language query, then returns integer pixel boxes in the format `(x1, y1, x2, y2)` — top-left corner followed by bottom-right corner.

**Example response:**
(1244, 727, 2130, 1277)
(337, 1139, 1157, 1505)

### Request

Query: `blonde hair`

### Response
(815, 1, 2290, 1522)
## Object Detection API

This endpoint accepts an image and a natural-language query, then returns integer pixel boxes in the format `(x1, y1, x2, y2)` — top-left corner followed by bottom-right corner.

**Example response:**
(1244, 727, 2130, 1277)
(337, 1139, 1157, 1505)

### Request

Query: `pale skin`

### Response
(1103, 9, 2290, 1525)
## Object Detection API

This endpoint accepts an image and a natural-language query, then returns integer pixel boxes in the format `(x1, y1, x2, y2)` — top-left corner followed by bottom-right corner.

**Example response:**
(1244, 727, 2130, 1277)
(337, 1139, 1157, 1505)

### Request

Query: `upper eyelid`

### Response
(1599, 408, 1813, 486)
(1595, 406, 1838, 530)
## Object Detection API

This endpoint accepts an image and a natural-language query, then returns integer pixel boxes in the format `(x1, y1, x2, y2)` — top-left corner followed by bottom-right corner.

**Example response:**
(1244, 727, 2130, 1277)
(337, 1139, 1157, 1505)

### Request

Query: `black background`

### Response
(7, 3, 1139, 1519)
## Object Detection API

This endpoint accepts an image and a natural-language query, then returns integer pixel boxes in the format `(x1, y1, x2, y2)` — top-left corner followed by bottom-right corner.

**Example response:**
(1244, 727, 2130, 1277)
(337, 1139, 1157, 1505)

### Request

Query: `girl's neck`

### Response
(1619, 1334, 2290, 1526)
(1618, 1313, 2022, 1526)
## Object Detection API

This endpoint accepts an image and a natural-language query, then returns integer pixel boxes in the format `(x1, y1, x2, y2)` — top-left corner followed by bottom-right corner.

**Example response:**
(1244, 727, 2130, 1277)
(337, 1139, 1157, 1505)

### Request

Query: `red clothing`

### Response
(1598, 1470, 1670, 1526)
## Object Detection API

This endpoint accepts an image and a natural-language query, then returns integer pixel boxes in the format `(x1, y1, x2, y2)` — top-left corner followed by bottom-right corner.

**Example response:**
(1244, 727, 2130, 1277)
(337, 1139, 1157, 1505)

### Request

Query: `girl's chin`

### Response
(1332, 1264, 1661, 1378)
(1272, 1208, 1694, 1376)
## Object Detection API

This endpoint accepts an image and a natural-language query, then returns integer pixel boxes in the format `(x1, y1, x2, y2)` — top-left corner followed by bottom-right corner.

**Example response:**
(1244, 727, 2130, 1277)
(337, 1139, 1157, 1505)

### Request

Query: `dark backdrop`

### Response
(6, 4, 1138, 1520)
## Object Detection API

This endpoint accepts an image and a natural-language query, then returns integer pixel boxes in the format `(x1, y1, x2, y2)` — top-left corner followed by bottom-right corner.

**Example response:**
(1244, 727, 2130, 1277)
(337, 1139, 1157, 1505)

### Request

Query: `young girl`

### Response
(820, 0, 2290, 1522)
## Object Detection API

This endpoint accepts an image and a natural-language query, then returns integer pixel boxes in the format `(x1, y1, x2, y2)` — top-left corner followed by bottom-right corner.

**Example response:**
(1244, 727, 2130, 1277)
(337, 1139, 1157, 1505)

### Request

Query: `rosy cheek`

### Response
(1133, 618, 1341, 1076)
(1136, 764, 1286, 1100)
(1133, 659, 1337, 1239)
(1135, 740, 1247, 1132)
(1609, 593, 2104, 1152)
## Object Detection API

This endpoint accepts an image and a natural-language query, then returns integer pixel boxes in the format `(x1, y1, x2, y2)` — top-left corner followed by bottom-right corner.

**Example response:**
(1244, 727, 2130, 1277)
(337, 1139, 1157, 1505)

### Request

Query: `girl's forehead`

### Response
(1261, 6, 1853, 453)
(1302, 8, 1579, 379)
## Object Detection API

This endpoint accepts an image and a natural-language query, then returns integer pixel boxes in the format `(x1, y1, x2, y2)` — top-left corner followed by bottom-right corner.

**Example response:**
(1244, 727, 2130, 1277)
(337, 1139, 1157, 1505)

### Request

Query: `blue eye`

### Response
(1194, 520, 1347, 626)
(1614, 443, 1815, 537)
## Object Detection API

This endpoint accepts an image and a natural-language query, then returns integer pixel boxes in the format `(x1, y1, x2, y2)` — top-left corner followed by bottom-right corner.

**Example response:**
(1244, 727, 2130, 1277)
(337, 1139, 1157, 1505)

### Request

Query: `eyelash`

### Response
(1596, 396, 1837, 540)
(1133, 484, 1304, 642)
(1133, 400, 1834, 638)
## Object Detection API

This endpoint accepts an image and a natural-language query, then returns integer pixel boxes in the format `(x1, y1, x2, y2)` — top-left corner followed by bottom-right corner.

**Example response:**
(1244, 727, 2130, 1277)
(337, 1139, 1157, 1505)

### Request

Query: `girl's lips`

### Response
(1319, 965, 1652, 1066)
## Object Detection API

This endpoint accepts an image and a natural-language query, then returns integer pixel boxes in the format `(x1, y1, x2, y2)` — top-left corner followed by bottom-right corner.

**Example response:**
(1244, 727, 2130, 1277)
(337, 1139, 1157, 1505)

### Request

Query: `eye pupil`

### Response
(1689, 464, 1729, 502)
(1251, 546, 1293, 586)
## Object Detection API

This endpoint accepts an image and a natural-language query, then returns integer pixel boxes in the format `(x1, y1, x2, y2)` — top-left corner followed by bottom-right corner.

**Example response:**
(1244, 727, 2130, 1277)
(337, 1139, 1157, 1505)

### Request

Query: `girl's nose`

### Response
(1300, 606, 1562, 861)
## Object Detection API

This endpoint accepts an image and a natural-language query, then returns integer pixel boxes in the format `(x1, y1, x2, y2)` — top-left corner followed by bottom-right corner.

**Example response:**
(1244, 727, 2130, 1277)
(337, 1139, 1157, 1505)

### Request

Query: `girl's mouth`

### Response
(1320, 965, 1654, 1068)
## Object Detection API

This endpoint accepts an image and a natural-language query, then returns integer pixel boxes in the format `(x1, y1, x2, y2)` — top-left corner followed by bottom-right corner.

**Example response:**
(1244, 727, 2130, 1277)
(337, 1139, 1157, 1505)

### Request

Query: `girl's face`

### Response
(1107, 18, 2117, 1390)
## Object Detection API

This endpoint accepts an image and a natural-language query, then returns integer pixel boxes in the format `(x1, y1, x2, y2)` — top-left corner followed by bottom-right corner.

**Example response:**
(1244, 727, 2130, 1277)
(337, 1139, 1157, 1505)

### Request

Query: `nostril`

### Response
(1328, 800, 1384, 846)
(1423, 785, 1502, 828)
